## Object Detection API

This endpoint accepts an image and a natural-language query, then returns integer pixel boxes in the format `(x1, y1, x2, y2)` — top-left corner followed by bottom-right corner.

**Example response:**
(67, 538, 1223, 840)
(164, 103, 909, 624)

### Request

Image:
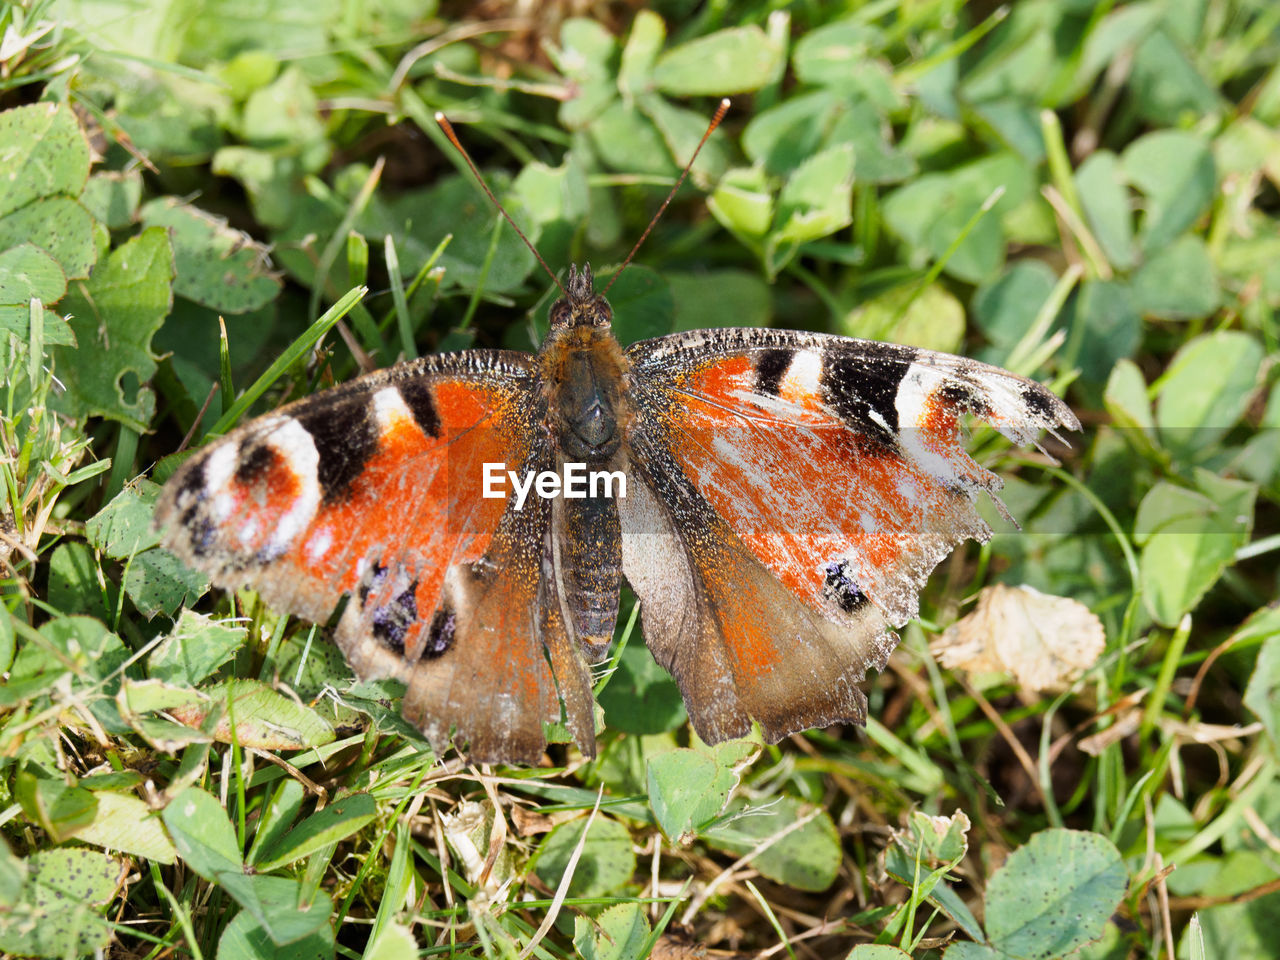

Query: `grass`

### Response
(1, 1, 1279, 958)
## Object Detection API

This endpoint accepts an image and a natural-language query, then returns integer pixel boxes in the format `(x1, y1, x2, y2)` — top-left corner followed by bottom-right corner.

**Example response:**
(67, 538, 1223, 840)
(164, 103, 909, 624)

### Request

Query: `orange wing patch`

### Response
(286, 379, 521, 649)
(643, 342, 1043, 628)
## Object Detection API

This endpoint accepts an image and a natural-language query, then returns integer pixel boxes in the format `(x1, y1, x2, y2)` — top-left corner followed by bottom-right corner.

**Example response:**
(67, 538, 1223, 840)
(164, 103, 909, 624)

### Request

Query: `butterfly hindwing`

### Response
(620, 441, 892, 745)
(622, 328, 1078, 743)
(156, 352, 593, 763)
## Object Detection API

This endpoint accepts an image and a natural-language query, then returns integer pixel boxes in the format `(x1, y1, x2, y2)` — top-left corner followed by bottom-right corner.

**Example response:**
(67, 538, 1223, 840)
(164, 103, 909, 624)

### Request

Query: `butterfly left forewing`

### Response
(157, 353, 593, 763)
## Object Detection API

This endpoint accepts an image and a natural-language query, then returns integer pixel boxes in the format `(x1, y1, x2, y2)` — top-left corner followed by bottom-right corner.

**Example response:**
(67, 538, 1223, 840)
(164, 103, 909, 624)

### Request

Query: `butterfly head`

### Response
(550, 264, 613, 330)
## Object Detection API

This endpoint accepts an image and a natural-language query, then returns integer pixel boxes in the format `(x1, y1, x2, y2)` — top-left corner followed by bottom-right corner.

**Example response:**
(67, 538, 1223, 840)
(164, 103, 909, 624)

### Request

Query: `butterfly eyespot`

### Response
(823, 560, 867, 613)
(424, 606, 456, 659)
(370, 584, 418, 654)
(358, 562, 419, 655)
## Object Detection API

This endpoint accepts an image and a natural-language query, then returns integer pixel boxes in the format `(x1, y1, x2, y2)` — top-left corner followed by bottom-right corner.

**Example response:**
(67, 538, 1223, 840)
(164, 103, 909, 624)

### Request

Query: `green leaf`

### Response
(1131, 233, 1220, 320)
(80, 171, 143, 230)
(791, 19, 885, 90)
(775, 143, 856, 245)
(0, 243, 66, 308)
(1181, 890, 1280, 959)
(708, 165, 774, 240)
(359, 175, 537, 294)
(220, 873, 334, 947)
(882, 811, 983, 941)
(213, 146, 316, 232)
(574, 902, 651, 960)
(841, 281, 965, 353)
(704, 793, 841, 892)
(140, 197, 282, 313)
(168, 679, 336, 750)
(1128, 28, 1221, 128)
(882, 154, 1030, 284)
(217, 907, 337, 960)
(744, 91, 840, 175)
(983, 829, 1127, 960)
(0, 103, 91, 218)
(767, 144, 855, 275)
(848, 948, 912, 959)
(647, 740, 755, 844)
(240, 67, 329, 171)
(944, 944, 1004, 959)
(247, 780, 307, 868)
(15, 772, 99, 844)
(510, 158, 589, 228)
(1121, 130, 1215, 253)
(973, 260, 1059, 351)
(0, 196, 98, 281)
(895, 809, 969, 866)
(641, 94, 731, 181)
(86, 480, 164, 558)
(589, 100, 676, 178)
(0, 837, 24, 907)
(531, 815, 636, 899)
(1067, 279, 1141, 386)
(602, 264, 675, 347)
(54, 226, 174, 430)
(598, 641, 686, 735)
(666, 269, 771, 331)
(744, 90, 912, 184)
(1076, 4, 1163, 91)
(1155, 331, 1264, 461)
(0, 611, 13, 676)
(0, 848, 119, 958)
(652, 25, 782, 96)
(255, 793, 377, 871)
(1075, 150, 1136, 271)
(0, 304, 75, 346)
(361, 921, 413, 960)
(1135, 471, 1256, 627)
(124, 547, 211, 619)
(960, 2, 1059, 104)
(75, 790, 178, 864)
(618, 10, 665, 98)
(1103, 359, 1157, 446)
(550, 18, 619, 130)
(118, 680, 216, 751)
(1243, 633, 1280, 750)
(11, 616, 128, 692)
(163, 786, 244, 877)
(149, 609, 247, 685)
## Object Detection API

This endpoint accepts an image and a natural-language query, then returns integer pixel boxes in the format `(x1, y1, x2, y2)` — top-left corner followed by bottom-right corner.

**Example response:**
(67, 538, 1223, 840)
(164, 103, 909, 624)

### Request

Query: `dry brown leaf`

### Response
(931, 584, 1105, 692)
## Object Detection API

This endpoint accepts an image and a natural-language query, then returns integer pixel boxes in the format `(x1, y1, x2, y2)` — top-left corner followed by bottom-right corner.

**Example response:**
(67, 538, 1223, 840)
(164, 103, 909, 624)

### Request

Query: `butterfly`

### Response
(155, 104, 1078, 764)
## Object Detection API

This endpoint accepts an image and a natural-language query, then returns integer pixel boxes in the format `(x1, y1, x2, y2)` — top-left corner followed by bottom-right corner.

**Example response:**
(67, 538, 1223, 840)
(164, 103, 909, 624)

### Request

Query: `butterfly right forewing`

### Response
(619, 327, 1079, 745)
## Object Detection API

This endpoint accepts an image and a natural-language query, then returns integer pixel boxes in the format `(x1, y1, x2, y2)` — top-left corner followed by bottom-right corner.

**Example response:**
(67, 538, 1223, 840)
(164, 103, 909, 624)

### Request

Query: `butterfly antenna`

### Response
(602, 98, 730, 296)
(435, 111, 566, 296)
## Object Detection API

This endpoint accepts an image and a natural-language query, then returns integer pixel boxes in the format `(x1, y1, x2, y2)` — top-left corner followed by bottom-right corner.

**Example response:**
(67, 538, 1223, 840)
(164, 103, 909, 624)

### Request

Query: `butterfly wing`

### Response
(156, 352, 594, 763)
(621, 328, 1078, 745)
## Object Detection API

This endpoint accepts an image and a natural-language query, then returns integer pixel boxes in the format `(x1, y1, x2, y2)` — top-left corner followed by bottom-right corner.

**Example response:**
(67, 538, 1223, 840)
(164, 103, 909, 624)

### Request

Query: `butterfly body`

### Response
(157, 264, 1078, 763)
